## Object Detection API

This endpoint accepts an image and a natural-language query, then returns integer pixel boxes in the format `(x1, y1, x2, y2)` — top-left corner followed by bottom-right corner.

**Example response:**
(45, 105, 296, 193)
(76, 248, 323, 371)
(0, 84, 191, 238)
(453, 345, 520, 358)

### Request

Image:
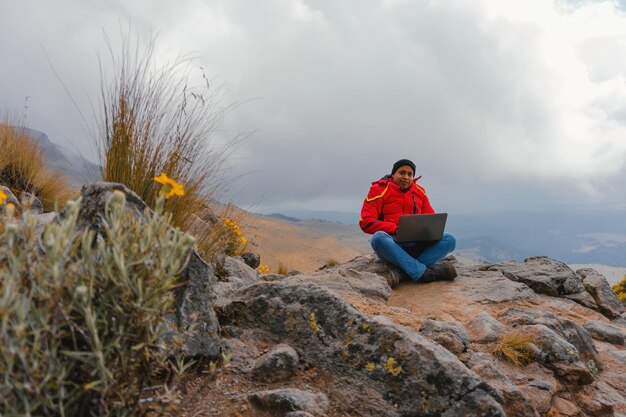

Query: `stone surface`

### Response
(583, 320, 625, 345)
(20, 191, 43, 214)
(285, 412, 315, 417)
(469, 360, 539, 417)
(487, 256, 584, 297)
(249, 388, 329, 416)
(458, 269, 537, 303)
(218, 282, 505, 416)
(577, 268, 625, 319)
(76, 182, 221, 358)
(550, 396, 582, 416)
(468, 312, 505, 343)
(250, 343, 299, 383)
(518, 324, 594, 385)
(284, 256, 391, 302)
(419, 319, 470, 355)
(497, 308, 601, 367)
(241, 252, 261, 269)
(222, 256, 259, 284)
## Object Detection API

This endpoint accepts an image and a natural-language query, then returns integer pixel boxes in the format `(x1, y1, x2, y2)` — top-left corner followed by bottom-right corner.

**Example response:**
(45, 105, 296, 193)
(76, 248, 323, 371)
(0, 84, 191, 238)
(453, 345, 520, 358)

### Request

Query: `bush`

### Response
(0, 192, 194, 416)
(0, 122, 75, 211)
(95, 33, 238, 260)
(492, 332, 537, 366)
(613, 274, 626, 303)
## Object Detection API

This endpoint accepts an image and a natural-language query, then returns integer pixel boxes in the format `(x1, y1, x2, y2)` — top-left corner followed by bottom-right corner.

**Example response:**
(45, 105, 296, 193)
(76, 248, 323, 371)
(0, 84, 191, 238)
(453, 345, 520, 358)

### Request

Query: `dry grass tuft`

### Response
(277, 261, 289, 275)
(0, 122, 75, 211)
(492, 331, 537, 366)
(95, 33, 241, 256)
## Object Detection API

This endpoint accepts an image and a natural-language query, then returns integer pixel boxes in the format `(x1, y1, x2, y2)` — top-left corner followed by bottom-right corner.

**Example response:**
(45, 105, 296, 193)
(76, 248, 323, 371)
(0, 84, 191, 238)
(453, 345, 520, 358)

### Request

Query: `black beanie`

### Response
(391, 159, 416, 175)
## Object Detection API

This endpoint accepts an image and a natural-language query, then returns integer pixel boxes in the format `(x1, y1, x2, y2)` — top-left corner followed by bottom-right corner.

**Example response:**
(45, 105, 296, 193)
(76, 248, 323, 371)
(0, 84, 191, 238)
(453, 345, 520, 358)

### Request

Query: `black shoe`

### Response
(419, 262, 457, 283)
(386, 265, 408, 288)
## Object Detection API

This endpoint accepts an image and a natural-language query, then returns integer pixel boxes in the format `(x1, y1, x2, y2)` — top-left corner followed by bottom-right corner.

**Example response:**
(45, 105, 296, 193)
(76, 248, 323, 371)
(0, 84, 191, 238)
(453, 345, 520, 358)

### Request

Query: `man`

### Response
(359, 159, 457, 288)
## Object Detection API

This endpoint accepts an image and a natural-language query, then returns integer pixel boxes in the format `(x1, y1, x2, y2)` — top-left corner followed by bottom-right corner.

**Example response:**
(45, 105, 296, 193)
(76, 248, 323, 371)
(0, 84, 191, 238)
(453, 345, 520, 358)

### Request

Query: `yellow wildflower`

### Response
(0, 189, 7, 205)
(153, 172, 185, 199)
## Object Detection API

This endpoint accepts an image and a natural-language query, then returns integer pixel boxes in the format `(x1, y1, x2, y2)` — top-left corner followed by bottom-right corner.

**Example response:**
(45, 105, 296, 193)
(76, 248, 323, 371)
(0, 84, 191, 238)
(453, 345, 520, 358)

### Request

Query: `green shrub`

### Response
(0, 192, 194, 416)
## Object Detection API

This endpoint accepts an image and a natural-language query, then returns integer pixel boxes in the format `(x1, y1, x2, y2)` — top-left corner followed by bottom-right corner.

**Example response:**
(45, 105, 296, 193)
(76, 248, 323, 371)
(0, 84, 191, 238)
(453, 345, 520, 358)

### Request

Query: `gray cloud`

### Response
(2, 0, 626, 214)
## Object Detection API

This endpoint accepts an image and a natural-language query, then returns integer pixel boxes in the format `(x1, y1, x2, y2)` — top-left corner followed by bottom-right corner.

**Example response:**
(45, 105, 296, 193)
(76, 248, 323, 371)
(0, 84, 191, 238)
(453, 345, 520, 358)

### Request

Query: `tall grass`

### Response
(0, 121, 75, 211)
(95, 33, 238, 244)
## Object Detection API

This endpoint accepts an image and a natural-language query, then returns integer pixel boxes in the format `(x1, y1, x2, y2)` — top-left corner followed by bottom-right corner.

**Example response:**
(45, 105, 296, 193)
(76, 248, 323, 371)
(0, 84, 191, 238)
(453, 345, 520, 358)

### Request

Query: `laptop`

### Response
(393, 213, 448, 243)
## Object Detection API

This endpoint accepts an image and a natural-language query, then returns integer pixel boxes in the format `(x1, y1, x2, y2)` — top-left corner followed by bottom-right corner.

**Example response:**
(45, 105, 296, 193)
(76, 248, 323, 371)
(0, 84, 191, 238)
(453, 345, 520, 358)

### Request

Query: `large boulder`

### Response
(75, 182, 221, 358)
(217, 282, 505, 416)
(497, 308, 601, 368)
(486, 256, 584, 297)
(284, 255, 391, 302)
(516, 324, 594, 386)
(577, 268, 624, 319)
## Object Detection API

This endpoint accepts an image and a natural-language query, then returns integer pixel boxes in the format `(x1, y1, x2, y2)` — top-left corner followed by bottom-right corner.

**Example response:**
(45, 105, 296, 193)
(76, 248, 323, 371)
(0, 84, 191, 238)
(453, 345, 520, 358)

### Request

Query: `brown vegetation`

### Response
(492, 331, 537, 366)
(0, 122, 75, 210)
(96, 33, 239, 258)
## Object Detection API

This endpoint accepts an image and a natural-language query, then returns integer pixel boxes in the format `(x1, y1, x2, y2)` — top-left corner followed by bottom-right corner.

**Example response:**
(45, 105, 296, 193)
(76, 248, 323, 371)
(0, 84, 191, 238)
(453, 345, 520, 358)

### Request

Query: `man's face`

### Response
(392, 165, 414, 190)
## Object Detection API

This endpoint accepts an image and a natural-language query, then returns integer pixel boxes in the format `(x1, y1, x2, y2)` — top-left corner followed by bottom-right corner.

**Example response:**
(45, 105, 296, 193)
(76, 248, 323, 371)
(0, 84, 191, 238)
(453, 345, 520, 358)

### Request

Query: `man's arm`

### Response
(359, 185, 397, 234)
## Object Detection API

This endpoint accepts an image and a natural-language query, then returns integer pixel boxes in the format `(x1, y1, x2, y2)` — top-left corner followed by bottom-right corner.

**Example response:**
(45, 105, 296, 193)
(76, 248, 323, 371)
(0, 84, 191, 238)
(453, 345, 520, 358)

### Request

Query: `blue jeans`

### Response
(370, 231, 456, 281)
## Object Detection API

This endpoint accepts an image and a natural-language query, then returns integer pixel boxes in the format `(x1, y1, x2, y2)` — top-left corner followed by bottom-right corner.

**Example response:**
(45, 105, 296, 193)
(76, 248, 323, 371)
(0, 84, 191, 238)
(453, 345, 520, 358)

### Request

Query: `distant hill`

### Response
(266, 209, 626, 268)
(265, 213, 301, 222)
(13, 126, 101, 187)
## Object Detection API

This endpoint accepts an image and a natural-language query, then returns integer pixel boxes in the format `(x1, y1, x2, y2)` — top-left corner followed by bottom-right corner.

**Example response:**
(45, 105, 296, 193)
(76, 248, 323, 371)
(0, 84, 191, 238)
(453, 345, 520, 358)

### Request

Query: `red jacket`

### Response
(359, 176, 435, 235)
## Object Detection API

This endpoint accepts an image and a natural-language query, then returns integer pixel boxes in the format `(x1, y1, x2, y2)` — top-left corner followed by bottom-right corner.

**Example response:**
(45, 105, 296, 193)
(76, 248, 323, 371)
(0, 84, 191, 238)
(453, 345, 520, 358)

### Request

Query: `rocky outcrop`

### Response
(577, 268, 624, 319)
(583, 320, 625, 345)
(75, 182, 221, 358)
(218, 282, 505, 416)
(486, 256, 622, 319)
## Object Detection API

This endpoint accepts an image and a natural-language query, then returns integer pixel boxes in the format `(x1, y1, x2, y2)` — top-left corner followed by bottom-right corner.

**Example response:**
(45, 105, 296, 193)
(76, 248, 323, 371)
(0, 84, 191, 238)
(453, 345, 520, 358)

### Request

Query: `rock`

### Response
(241, 252, 261, 269)
(486, 256, 584, 297)
(562, 290, 598, 311)
(550, 396, 582, 416)
(574, 381, 626, 416)
(287, 270, 301, 276)
(174, 250, 222, 358)
(577, 268, 625, 319)
(497, 308, 601, 367)
(20, 191, 43, 214)
(260, 273, 287, 282)
(75, 182, 221, 358)
(518, 385, 552, 415)
(419, 319, 470, 355)
(250, 343, 299, 383)
(583, 320, 625, 345)
(518, 324, 594, 385)
(218, 282, 505, 416)
(0, 186, 20, 210)
(284, 259, 391, 303)
(468, 312, 505, 343)
(223, 256, 259, 284)
(458, 269, 537, 304)
(249, 388, 329, 416)
(469, 360, 539, 417)
(285, 412, 315, 417)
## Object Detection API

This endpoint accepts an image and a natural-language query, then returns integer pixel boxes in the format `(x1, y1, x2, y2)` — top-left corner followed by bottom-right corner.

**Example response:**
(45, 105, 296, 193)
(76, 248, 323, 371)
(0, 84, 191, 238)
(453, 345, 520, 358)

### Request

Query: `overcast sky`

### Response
(3, 0, 626, 215)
